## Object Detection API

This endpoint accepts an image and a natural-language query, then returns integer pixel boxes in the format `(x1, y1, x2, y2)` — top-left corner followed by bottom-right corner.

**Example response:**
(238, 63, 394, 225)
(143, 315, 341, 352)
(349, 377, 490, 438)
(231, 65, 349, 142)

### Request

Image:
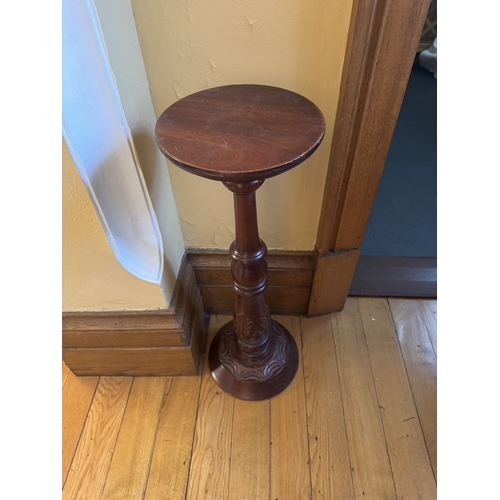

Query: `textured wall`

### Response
(131, 0, 354, 250)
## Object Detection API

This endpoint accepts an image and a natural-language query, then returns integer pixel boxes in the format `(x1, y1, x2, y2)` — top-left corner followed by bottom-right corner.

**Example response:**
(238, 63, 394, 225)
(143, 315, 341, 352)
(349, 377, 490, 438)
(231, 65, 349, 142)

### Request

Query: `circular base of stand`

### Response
(208, 319, 299, 400)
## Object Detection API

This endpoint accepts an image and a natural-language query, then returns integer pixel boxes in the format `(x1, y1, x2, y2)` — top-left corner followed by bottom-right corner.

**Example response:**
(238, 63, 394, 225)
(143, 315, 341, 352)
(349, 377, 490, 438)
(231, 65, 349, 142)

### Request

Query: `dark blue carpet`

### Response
(361, 64, 437, 257)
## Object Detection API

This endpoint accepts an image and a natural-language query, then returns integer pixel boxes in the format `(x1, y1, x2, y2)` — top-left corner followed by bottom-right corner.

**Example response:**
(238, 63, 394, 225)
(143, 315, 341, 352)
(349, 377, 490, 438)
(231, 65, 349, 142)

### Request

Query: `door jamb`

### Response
(308, 0, 432, 315)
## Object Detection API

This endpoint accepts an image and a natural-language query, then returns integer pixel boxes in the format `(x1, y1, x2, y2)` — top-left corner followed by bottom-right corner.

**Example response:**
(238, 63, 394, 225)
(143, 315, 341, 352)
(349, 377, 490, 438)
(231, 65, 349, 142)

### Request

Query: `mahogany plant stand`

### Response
(155, 84, 325, 400)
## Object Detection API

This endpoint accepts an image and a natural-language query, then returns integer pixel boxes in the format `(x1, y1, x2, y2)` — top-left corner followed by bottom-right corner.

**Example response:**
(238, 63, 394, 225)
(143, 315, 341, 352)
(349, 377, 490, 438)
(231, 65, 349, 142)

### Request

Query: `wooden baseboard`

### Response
(308, 249, 361, 316)
(348, 255, 437, 298)
(187, 249, 314, 315)
(62, 254, 209, 376)
(62, 251, 435, 376)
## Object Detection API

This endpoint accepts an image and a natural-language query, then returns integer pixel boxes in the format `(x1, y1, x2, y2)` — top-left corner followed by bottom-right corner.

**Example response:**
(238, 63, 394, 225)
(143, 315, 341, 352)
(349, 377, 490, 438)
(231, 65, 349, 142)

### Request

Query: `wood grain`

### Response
(62, 377, 133, 500)
(189, 249, 314, 271)
(418, 299, 437, 355)
(199, 285, 310, 315)
(62, 371, 99, 486)
(62, 346, 199, 376)
(315, 0, 379, 255)
(301, 315, 355, 499)
(312, 0, 431, 314)
(186, 315, 234, 500)
(332, 298, 397, 499)
(188, 249, 314, 288)
(316, 0, 432, 253)
(358, 298, 436, 497)
(155, 85, 325, 182)
(63, 329, 188, 349)
(308, 249, 360, 315)
(228, 399, 270, 499)
(144, 376, 202, 500)
(63, 310, 180, 332)
(62, 302, 436, 499)
(101, 377, 169, 500)
(389, 298, 437, 477)
(62, 362, 70, 389)
(270, 315, 311, 500)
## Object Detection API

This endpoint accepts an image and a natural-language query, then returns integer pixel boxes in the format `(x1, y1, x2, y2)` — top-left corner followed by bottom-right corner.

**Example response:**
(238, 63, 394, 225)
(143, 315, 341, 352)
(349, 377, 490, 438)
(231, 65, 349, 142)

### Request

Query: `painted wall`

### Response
(131, 0, 354, 250)
(62, 139, 167, 311)
(93, 0, 185, 303)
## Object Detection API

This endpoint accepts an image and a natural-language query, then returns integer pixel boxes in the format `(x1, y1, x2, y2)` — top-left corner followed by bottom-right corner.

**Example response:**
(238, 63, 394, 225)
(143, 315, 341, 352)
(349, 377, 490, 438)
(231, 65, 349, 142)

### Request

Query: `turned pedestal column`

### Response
(155, 84, 325, 400)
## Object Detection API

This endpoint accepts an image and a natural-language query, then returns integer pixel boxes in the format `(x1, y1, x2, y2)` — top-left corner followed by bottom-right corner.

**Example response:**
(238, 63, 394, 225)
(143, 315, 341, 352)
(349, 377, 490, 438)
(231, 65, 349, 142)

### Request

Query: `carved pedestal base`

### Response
(209, 319, 299, 400)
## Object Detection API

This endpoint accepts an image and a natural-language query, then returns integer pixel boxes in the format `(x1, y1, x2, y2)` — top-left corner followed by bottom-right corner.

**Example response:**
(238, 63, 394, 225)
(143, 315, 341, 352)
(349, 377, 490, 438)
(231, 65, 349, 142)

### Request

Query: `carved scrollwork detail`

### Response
(234, 313, 254, 341)
(218, 320, 287, 382)
(234, 306, 271, 342)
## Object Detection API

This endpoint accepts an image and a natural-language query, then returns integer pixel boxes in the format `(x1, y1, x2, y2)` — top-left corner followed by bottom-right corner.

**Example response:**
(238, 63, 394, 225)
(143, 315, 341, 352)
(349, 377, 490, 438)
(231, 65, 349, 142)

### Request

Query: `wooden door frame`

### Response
(308, 0, 432, 315)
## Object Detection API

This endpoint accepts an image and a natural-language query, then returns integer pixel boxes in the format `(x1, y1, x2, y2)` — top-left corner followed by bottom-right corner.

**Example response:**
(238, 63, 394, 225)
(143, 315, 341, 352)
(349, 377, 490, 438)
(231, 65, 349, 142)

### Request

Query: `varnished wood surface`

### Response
(316, 0, 432, 254)
(101, 377, 167, 500)
(308, 249, 360, 315)
(312, 0, 432, 314)
(189, 249, 313, 315)
(270, 316, 311, 499)
(389, 298, 437, 478)
(155, 85, 325, 182)
(199, 285, 311, 316)
(63, 298, 436, 499)
(301, 315, 355, 499)
(63, 377, 133, 499)
(358, 298, 436, 497)
(332, 299, 397, 498)
(62, 372, 99, 486)
(188, 249, 314, 288)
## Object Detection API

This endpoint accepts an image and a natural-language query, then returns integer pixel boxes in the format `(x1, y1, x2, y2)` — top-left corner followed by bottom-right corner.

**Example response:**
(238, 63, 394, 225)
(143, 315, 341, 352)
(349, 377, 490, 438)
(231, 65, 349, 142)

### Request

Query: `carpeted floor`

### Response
(361, 63, 437, 257)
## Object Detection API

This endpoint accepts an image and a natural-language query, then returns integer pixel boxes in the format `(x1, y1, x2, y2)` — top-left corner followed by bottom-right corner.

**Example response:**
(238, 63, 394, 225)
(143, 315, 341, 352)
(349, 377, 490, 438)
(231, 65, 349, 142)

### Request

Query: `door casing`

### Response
(308, 0, 432, 315)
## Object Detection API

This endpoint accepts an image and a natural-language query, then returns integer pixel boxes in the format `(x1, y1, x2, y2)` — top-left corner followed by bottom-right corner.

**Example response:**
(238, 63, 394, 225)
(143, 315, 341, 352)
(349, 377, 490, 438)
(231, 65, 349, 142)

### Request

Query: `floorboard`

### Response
(186, 315, 234, 500)
(62, 298, 437, 500)
(270, 316, 312, 500)
(62, 372, 99, 487)
(389, 298, 437, 478)
(358, 297, 436, 497)
(144, 376, 201, 500)
(63, 377, 133, 500)
(101, 377, 168, 500)
(301, 315, 355, 499)
(331, 298, 398, 499)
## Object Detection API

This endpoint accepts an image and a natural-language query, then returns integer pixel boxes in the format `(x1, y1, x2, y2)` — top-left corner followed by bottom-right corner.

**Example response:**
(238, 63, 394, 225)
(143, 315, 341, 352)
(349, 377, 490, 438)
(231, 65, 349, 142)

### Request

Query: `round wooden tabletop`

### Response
(155, 84, 326, 182)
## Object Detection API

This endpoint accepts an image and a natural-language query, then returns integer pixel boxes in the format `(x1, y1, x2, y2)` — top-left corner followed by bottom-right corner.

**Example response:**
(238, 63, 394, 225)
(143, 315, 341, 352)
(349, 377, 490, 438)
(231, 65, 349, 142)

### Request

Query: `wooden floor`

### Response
(62, 297, 437, 500)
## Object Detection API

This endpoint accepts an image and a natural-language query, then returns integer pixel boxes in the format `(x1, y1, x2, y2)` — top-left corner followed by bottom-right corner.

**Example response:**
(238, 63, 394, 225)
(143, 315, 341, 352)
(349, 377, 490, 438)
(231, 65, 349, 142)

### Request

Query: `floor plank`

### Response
(62, 372, 99, 487)
(61, 301, 436, 500)
(228, 399, 270, 500)
(101, 377, 168, 500)
(418, 299, 437, 356)
(186, 315, 234, 500)
(301, 315, 355, 500)
(144, 375, 202, 500)
(62, 377, 133, 500)
(62, 362, 71, 389)
(358, 298, 436, 498)
(389, 298, 437, 478)
(270, 315, 312, 500)
(331, 298, 397, 499)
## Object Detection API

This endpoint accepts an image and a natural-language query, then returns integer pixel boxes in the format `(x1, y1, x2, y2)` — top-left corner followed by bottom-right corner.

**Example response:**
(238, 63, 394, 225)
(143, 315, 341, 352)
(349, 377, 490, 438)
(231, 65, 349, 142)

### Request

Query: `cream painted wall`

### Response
(131, 0, 354, 250)
(62, 139, 167, 311)
(94, 0, 185, 305)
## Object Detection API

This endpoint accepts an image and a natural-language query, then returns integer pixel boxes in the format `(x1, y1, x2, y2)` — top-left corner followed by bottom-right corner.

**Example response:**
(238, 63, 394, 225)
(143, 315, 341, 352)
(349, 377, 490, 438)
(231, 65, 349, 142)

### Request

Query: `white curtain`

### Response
(62, 0, 164, 283)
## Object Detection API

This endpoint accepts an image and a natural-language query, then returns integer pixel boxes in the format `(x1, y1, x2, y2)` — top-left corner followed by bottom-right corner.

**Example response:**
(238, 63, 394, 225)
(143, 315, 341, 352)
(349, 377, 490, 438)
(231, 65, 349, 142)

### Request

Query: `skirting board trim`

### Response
(187, 249, 315, 316)
(62, 254, 209, 376)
